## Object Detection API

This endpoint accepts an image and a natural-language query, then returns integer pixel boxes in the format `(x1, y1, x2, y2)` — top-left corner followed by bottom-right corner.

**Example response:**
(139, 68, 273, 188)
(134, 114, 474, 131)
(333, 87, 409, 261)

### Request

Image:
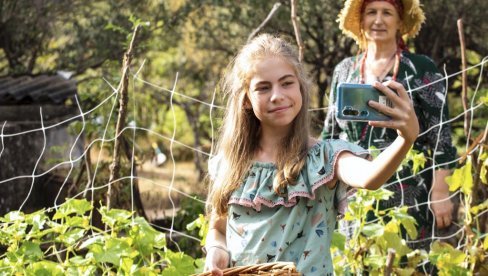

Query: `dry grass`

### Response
(137, 160, 206, 221)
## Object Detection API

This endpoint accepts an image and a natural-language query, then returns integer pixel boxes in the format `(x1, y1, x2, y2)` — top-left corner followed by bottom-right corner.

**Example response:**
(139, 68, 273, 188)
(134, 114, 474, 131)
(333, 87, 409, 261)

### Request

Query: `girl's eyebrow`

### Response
(253, 74, 296, 86)
(279, 74, 296, 81)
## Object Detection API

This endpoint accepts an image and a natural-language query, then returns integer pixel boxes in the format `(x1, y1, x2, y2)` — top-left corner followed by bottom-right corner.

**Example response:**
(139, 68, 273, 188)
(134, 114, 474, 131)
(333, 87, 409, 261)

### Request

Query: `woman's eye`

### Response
(283, 81, 294, 87)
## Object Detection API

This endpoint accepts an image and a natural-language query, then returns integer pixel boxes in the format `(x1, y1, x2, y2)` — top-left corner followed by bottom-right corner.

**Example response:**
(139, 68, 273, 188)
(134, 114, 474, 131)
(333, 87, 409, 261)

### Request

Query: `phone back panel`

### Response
(336, 83, 391, 121)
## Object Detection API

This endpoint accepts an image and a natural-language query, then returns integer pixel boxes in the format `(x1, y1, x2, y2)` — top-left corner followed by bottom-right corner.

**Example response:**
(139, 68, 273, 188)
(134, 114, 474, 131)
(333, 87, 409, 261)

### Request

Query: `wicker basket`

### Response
(195, 262, 301, 276)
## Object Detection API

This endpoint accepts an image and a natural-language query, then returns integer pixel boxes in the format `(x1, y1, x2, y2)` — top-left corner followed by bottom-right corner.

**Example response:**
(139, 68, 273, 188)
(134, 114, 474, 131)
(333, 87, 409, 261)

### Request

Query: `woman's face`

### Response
(361, 1, 402, 45)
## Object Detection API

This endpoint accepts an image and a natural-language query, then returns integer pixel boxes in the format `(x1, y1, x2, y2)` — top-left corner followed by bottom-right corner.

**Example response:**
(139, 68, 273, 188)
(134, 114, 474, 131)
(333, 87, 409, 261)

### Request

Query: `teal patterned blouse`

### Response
(209, 140, 367, 275)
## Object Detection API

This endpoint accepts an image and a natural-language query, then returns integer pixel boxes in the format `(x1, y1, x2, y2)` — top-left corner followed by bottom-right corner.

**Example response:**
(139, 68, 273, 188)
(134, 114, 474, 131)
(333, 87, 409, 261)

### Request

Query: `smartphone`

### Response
(336, 83, 392, 121)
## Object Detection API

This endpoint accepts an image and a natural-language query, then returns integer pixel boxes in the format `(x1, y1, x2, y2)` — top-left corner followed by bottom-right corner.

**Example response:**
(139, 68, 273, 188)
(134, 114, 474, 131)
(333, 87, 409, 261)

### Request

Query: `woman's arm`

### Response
(203, 214, 229, 275)
(430, 169, 454, 228)
(336, 80, 419, 189)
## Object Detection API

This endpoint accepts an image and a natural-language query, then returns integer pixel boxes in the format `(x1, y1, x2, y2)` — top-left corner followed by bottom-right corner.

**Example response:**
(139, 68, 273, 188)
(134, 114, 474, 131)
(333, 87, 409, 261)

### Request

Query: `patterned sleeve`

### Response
(409, 56, 457, 169)
(321, 59, 351, 140)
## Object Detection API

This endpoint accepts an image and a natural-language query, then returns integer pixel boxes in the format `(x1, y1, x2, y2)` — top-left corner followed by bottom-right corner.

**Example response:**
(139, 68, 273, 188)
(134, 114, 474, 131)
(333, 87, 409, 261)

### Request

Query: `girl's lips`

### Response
(269, 106, 290, 113)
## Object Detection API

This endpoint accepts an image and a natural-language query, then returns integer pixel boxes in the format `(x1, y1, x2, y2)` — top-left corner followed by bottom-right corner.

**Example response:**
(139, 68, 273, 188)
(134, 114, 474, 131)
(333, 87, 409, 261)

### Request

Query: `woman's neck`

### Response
(366, 41, 398, 60)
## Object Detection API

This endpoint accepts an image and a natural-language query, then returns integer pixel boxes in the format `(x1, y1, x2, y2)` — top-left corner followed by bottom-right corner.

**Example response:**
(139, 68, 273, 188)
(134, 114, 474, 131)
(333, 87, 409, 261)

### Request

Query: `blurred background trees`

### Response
(0, 0, 486, 205)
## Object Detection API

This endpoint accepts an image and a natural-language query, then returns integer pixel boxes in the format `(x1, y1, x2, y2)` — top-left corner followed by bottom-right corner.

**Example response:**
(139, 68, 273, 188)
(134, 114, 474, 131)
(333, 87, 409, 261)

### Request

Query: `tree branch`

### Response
(247, 3, 282, 42)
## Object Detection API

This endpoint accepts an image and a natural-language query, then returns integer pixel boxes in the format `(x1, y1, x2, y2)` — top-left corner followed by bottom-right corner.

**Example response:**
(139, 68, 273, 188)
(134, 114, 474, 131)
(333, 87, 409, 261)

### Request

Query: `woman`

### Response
(322, 0, 457, 270)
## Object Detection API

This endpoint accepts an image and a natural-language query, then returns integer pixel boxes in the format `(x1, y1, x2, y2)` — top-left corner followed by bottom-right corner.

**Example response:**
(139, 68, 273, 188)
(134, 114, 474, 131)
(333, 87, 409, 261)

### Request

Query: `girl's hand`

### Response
(368, 80, 419, 144)
(203, 246, 230, 276)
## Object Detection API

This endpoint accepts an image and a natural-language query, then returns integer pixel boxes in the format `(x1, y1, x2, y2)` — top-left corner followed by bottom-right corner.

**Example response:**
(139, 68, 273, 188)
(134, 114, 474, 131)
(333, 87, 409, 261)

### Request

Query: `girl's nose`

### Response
(270, 87, 285, 102)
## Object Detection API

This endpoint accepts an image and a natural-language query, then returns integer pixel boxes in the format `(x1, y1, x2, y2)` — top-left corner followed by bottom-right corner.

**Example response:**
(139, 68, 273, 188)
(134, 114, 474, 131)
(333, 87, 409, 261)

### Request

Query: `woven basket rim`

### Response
(193, 261, 301, 276)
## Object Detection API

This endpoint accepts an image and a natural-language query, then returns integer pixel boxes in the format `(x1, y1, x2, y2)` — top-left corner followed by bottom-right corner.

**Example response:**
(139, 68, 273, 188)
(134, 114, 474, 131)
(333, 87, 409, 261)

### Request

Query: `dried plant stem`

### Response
(457, 19, 471, 139)
(291, 0, 304, 62)
(107, 25, 141, 210)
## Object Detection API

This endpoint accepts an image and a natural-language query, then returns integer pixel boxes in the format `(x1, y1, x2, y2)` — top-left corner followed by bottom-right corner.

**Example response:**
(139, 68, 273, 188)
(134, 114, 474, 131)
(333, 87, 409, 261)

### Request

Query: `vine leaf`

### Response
(446, 156, 473, 195)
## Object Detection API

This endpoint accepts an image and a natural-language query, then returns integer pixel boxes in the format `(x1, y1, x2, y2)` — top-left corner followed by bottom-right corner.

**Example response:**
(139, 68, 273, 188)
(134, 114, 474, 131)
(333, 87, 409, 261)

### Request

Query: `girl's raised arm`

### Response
(336, 80, 419, 190)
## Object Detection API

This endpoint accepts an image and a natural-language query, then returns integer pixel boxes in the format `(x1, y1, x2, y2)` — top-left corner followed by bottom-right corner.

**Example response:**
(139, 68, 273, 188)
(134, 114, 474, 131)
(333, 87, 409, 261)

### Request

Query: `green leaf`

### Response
(368, 188, 394, 201)
(480, 95, 488, 106)
(388, 207, 418, 240)
(68, 256, 92, 266)
(331, 231, 346, 251)
(56, 228, 86, 246)
(87, 238, 135, 266)
(361, 223, 384, 238)
(429, 240, 466, 268)
(130, 217, 166, 255)
(25, 210, 48, 232)
(26, 261, 65, 276)
(363, 254, 385, 269)
(78, 234, 105, 250)
(411, 152, 426, 175)
(395, 268, 416, 276)
(162, 251, 199, 276)
(381, 231, 411, 256)
(53, 199, 92, 220)
(480, 153, 488, 184)
(20, 241, 44, 261)
(470, 199, 488, 215)
(3, 211, 24, 222)
(368, 145, 381, 159)
(186, 214, 208, 245)
(446, 156, 473, 195)
(99, 206, 133, 228)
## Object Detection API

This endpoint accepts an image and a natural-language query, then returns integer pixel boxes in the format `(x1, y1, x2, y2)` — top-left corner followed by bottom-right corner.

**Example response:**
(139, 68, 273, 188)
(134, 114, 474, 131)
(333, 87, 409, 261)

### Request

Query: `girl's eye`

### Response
(282, 81, 294, 87)
(255, 86, 270, 92)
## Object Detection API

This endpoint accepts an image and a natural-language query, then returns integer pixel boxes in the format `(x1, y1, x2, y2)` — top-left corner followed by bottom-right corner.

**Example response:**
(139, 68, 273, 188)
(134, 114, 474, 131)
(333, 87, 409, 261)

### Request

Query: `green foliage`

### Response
(446, 156, 473, 195)
(429, 241, 470, 276)
(334, 188, 423, 275)
(0, 198, 203, 275)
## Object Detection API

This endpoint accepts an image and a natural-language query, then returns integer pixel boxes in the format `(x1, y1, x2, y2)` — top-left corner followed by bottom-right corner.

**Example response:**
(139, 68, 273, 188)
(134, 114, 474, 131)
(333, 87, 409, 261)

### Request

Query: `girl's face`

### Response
(361, 1, 402, 45)
(247, 56, 302, 132)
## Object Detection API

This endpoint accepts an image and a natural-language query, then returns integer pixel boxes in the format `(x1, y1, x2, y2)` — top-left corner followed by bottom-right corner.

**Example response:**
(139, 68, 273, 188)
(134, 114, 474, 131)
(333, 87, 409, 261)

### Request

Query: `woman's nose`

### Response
(374, 13, 383, 24)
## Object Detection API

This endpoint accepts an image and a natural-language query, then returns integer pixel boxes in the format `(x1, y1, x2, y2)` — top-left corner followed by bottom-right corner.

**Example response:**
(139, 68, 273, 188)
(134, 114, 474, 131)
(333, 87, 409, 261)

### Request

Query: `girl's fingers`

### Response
(381, 80, 410, 100)
(368, 119, 397, 129)
(368, 100, 396, 117)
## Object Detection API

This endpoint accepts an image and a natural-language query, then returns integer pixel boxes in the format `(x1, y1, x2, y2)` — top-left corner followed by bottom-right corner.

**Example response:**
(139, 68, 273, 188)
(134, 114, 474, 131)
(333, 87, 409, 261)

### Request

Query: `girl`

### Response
(204, 33, 418, 275)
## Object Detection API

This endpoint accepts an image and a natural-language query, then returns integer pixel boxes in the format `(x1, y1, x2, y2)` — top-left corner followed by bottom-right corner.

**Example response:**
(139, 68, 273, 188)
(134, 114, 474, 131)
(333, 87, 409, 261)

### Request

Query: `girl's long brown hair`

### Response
(207, 34, 312, 217)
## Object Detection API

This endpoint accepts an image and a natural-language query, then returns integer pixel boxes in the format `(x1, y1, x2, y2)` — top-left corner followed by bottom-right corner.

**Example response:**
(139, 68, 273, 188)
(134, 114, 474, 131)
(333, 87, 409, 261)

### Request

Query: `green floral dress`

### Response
(321, 51, 457, 252)
(209, 140, 366, 275)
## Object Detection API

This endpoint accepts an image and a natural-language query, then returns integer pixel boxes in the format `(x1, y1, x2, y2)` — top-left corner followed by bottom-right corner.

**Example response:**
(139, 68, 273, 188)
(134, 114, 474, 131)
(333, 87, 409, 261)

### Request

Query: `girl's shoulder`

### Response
(312, 139, 368, 163)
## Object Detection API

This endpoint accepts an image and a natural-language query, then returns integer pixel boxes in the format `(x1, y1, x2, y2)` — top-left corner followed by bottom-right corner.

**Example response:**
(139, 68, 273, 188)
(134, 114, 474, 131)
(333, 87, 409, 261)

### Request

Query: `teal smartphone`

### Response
(336, 83, 392, 121)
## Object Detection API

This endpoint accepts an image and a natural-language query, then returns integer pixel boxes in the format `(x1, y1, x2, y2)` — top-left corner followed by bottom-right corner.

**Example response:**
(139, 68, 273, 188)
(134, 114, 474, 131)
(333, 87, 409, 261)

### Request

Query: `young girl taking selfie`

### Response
(203, 33, 419, 275)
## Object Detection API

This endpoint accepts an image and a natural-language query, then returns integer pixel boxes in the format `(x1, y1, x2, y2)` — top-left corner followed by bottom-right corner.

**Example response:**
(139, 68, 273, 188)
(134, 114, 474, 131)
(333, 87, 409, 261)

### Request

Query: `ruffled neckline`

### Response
(228, 140, 365, 211)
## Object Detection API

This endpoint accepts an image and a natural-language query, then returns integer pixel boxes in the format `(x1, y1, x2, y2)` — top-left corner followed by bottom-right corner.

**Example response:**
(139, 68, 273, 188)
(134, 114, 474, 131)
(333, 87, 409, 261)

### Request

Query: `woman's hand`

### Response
(203, 245, 230, 276)
(430, 169, 454, 228)
(368, 80, 419, 144)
